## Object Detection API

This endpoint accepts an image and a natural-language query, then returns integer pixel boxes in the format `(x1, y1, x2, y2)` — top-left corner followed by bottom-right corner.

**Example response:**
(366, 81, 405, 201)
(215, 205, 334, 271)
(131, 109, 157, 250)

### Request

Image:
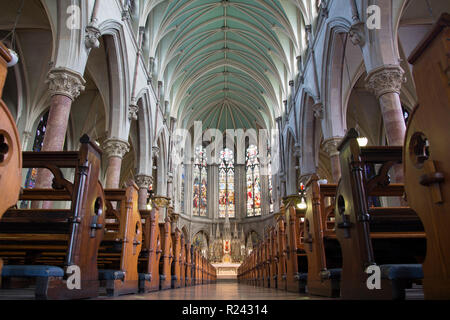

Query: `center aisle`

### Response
(96, 282, 331, 300)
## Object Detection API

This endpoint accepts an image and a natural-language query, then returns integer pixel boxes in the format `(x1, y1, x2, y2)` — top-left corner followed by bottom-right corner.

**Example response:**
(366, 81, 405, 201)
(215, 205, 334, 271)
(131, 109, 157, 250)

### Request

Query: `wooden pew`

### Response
(0, 135, 105, 299)
(0, 42, 22, 284)
(269, 226, 278, 288)
(180, 234, 186, 287)
(98, 182, 142, 296)
(283, 196, 308, 293)
(304, 175, 342, 297)
(263, 238, 270, 288)
(276, 211, 287, 291)
(405, 13, 450, 299)
(335, 129, 426, 299)
(171, 228, 181, 288)
(185, 240, 191, 286)
(138, 207, 161, 293)
(159, 217, 172, 290)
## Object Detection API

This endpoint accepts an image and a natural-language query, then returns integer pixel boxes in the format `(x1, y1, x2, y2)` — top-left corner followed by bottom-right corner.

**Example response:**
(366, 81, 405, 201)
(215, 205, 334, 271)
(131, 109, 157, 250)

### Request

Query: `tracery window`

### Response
(180, 163, 185, 214)
(193, 146, 207, 216)
(20, 111, 49, 208)
(246, 145, 261, 217)
(219, 148, 235, 218)
(24, 111, 49, 188)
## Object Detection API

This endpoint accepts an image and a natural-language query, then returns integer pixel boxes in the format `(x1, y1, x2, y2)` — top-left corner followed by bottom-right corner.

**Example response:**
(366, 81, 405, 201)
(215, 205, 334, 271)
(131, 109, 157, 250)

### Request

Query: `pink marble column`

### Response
(323, 137, 343, 183)
(102, 139, 130, 189)
(135, 175, 153, 210)
(366, 65, 406, 182)
(33, 68, 85, 208)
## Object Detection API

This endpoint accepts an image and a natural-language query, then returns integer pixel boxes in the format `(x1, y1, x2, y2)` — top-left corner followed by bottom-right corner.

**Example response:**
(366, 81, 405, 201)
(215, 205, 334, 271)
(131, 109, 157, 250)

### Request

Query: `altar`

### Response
(211, 261, 241, 280)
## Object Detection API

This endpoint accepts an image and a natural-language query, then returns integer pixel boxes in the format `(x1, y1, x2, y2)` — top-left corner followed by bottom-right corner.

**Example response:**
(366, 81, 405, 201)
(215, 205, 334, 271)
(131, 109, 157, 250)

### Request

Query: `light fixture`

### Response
(355, 123, 368, 147)
(297, 197, 307, 210)
(7, 49, 19, 67)
(357, 136, 368, 147)
(297, 183, 307, 211)
(146, 189, 154, 211)
(2, 0, 25, 68)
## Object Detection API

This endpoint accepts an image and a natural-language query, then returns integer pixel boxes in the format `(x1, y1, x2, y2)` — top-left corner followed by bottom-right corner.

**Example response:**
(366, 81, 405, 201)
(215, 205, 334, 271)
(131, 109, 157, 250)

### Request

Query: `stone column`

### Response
(135, 174, 153, 210)
(234, 164, 246, 219)
(207, 165, 219, 220)
(323, 137, 343, 183)
(102, 139, 130, 189)
(35, 68, 85, 189)
(366, 65, 406, 181)
(260, 163, 269, 217)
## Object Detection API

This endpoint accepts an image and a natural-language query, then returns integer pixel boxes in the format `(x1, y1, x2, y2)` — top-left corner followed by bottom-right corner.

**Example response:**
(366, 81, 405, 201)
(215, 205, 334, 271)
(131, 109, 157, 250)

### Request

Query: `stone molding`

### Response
(349, 22, 366, 46)
(322, 137, 343, 157)
(46, 68, 86, 100)
(85, 24, 101, 49)
(135, 175, 153, 189)
(365, 65, 406, 99)
(152, 146, 160, 159)
(102, 138, 130, 159)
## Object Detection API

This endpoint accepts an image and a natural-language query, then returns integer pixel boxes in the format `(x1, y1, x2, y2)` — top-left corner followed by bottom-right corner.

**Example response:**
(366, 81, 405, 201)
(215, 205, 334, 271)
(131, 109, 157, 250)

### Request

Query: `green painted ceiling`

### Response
(146, 0, 301, 132)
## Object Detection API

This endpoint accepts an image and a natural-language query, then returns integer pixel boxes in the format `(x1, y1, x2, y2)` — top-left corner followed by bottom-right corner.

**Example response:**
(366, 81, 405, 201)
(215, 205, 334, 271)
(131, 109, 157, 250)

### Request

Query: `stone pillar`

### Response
(102, 139, 130, 189)
(234, 164, 246, 219)
(260, 163, 269, 217)
(323, 137, 343, 183)
(366, 65, 406, 181)
(35, 68, 85, 189)
(135, 174, 153, 210)
(207, 165, 219, 220)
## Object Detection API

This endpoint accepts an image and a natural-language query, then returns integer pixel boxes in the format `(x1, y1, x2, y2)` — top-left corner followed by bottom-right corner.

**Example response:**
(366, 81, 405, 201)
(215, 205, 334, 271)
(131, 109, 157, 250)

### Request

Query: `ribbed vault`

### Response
(141, 0, 310, 131)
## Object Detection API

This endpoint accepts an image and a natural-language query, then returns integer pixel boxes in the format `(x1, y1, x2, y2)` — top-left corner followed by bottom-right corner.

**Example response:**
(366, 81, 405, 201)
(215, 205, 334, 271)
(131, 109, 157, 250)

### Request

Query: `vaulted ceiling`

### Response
(140, 0, 313, 132)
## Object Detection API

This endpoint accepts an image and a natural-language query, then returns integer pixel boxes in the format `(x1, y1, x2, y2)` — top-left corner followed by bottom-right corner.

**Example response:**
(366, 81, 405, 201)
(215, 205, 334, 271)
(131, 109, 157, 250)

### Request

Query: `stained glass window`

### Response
(246, 145, 261, 217)
(193, 146, 207, 216)
(219, 148, 235, 218)
(180, 164, 185, 214)
(20, 111, 49, 208)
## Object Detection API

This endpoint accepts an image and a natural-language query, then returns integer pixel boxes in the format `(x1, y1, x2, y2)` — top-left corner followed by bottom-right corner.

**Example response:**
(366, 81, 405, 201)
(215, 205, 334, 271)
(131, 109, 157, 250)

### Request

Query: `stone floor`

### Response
(96, 282, 329, 300)
(0, 281, 424, 300)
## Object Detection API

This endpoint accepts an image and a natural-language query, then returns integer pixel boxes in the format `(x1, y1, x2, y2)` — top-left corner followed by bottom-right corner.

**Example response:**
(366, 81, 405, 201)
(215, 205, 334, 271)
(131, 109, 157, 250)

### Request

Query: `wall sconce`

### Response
(355, 124, 368, 147)
(357, 136, 368, 147)
(146, 189, 154, 211)
(7, 48, 19, 67)
(297, 183, 307, 211)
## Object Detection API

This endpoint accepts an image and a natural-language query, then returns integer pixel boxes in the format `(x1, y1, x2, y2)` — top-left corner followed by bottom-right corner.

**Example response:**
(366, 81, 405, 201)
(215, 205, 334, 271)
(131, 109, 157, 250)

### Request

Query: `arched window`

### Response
(219, 148, 235, 218)
(246, 145, 261, 217)
(24, 111, 49, 188)
(20, 111, 49, 208)
(180, 163, 185, 214)
(193, 146, 207, 216)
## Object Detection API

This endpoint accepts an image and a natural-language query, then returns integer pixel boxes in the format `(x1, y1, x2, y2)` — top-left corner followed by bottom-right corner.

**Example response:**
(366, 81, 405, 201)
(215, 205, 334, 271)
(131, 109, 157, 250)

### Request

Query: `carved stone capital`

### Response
(102, 138, 130, 159)
(312, 102, 324, 119)
(323, 137, 342, 157)
(293, 143, 302, 158)
(152, 146, 160, 159)
(128, 102, 139, 121)
(365, 65, 406, 98)
(85, 24, 101, 49)
(46, 68, 86, 100)
(135, 175, 153, 189)
(167, 172, 173, 184)
(153, 195, 170, 209)
(349, 22, 366, 46)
